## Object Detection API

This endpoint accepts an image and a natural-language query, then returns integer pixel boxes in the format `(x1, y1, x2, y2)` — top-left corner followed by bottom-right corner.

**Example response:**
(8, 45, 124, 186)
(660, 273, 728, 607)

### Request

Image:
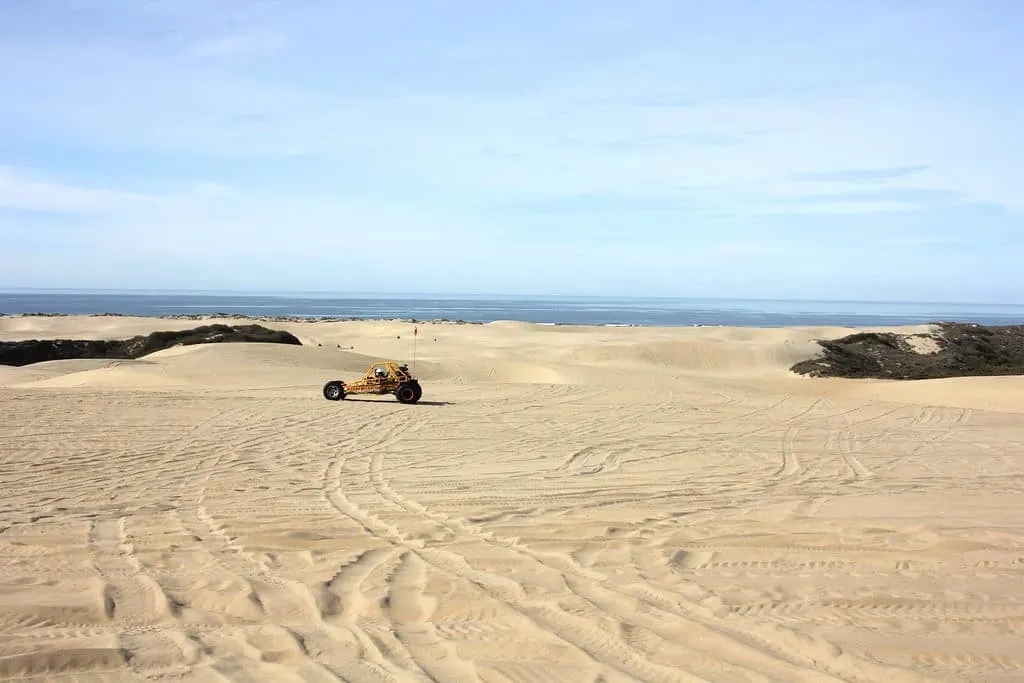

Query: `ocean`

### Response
(2, 291, 1023, 328)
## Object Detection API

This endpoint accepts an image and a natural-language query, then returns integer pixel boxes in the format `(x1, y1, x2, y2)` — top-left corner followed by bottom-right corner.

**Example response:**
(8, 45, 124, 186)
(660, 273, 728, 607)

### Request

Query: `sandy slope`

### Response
(1, 315, 1022, 682)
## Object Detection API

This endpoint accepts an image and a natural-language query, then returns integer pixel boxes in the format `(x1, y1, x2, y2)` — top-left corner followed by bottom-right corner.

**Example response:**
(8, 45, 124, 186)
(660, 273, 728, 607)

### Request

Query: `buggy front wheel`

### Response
(395, 381, 421, 404)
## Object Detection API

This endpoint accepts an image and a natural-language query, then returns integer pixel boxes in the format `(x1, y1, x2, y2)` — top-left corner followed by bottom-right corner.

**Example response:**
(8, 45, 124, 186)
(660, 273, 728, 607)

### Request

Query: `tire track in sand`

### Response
(387, 551, 480, 682)
(75, 403, 280, 678)
(319, 418, 712, 682)
(380, 401, 954, 683)
(0, 399, 274, 680)
(86, 515, 202, 678)
(89, 517, 175, 625)
(317, 418, 919, 683)
(315, 408, 441, 682)
(169, 399, 407, 682)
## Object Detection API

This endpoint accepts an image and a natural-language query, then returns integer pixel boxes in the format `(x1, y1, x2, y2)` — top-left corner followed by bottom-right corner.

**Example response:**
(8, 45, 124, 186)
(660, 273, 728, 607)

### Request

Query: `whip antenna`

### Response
(412, 325, 418, 375)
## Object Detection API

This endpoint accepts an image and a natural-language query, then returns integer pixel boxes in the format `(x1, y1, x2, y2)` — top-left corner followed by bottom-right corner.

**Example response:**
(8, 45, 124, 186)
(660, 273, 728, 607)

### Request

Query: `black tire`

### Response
(395, 381, 421, 404)
(323, 381, 345, 401)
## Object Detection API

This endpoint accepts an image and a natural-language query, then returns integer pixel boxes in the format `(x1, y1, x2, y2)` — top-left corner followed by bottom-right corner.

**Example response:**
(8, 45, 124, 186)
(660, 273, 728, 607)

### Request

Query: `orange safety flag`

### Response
(414, 326, 418, 336)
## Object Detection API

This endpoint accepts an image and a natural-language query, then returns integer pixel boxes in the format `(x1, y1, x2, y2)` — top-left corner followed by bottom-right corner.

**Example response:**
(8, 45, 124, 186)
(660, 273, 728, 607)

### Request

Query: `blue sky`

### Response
(1, 1, 1021, 301)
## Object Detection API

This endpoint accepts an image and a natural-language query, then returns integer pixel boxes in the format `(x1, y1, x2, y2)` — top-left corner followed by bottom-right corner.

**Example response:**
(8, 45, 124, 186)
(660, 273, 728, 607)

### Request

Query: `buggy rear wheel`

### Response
(323, 381, 345, 401)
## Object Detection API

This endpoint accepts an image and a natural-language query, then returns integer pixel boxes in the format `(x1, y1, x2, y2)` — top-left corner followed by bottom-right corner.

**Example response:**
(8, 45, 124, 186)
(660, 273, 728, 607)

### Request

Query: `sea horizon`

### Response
(2, 289, 1023, 328)
(2, 286, 1022, 308)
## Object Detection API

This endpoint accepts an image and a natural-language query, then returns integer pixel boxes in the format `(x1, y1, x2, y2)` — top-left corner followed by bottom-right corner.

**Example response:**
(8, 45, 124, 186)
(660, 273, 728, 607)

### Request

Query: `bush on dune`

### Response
(0, 324, 302, 367)
(791, 323, 1024, 380)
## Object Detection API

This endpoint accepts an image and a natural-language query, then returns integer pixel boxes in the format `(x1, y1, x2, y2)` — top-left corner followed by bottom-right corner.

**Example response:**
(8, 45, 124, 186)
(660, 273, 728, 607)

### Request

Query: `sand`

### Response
(1, 315, 1022, 682)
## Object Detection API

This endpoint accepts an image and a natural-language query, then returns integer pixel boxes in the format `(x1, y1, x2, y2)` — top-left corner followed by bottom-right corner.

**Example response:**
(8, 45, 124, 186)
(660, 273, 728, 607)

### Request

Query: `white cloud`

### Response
(186, 30, 287, 60)
(2, 3, 1019, 217)
(0, 167, 157, 214)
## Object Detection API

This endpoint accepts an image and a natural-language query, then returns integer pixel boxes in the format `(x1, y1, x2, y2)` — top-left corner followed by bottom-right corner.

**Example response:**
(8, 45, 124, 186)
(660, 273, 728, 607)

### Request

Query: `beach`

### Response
(1, 314, 1022, 682)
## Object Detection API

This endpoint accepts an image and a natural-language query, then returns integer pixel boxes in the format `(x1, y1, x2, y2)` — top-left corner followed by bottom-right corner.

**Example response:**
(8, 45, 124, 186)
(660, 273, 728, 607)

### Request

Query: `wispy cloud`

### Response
(792, 166, 931, 183)
(186, 30, 287, 60)
(0, 167, 157, 214)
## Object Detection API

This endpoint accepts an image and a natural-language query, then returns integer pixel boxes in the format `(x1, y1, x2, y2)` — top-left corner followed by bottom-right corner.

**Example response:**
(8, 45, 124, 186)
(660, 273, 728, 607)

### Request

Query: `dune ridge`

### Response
(1, 314, 1022, 682)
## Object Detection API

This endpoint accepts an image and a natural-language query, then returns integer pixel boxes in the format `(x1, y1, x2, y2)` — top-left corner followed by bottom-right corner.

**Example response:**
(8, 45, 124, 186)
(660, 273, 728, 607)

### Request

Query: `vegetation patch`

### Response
(0, 324, 302, 367)
(791, 323, 1024, 379)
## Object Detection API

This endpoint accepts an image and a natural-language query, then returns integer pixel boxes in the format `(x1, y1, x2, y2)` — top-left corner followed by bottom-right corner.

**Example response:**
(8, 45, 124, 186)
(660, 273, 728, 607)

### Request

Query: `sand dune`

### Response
(1, 315, 1022, 682)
